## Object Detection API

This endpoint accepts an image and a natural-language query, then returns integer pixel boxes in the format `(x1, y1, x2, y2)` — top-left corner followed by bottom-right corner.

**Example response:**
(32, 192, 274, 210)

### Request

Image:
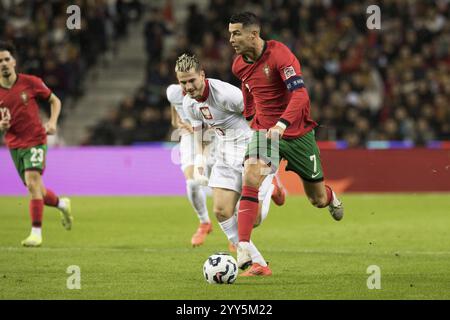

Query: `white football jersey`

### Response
(182, 78, 252, 143)
(166, 84, 187, 121)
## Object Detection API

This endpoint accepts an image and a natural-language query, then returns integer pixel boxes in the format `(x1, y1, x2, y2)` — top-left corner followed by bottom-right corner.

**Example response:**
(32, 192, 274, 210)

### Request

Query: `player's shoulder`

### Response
(267, 40, 296, 58)
(208, 78, 241, 96)
(18, 73, 43, 84)
(231, 55, 245, 75)
(166, 84, 183, 104)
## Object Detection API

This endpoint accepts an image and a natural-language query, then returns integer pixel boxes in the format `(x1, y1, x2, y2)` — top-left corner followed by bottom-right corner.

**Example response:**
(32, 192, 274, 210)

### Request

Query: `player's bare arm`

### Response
(45, 93, 61, 135)
(192, 124, 209, 185)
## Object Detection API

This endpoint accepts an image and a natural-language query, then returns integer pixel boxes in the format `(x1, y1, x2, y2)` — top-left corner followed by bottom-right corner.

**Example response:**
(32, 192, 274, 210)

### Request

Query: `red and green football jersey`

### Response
(0, 74, 52, 149)
(232, 40, 317, 139)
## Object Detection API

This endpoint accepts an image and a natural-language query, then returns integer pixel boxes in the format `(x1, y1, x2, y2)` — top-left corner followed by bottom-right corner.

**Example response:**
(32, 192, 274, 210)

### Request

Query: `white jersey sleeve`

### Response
(182, 96, 203, 129)
(166, 84, 187, 121)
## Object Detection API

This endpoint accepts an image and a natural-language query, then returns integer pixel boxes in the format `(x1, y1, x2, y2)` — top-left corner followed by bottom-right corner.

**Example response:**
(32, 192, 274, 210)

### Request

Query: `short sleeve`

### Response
(220, 82, 243, 114)
(275, 44, 305, 92)
(31, 76, 52, 100)
(182, 98, 203, 129)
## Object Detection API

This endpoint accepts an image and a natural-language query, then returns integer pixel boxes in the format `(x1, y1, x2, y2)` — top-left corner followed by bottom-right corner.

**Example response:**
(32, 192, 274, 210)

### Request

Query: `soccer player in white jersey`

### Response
(166, 84, 216, 247)
(176, 53, 276, 276)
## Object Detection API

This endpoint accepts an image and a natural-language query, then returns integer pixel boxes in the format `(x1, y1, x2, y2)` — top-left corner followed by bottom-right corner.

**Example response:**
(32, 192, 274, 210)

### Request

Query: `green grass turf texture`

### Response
(0, 194, 449, 300)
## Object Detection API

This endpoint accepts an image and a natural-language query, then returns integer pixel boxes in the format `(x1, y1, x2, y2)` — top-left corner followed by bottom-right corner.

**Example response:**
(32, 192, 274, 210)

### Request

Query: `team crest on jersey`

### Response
(20, 92, 29, 105)
(283, 66, 296, 79)
(200, 106, 213, 120)
(262, 64, 271, 80)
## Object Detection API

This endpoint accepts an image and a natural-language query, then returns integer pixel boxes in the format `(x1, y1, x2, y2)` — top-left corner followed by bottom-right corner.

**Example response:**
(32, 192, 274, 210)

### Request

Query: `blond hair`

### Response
(175, 53, 201, 73)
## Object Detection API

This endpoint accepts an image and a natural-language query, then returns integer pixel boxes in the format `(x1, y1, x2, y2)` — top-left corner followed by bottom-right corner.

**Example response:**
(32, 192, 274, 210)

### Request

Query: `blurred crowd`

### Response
(0, 0, 140, 122)
(92, 0, 449, 147)
(3, 0, 449, 147)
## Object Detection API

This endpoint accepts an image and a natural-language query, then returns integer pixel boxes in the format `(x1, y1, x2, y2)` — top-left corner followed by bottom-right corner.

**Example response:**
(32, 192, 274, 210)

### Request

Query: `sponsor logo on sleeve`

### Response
(283, 66, 296, 79)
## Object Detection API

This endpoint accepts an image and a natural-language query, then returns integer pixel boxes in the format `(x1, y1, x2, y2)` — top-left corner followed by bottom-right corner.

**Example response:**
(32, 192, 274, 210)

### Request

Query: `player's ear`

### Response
(200, 70, 205, 78)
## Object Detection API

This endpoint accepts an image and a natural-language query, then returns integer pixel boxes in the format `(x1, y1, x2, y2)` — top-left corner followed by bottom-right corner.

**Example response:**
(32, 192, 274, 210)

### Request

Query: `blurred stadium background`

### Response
(0, 0, 450, 300)
(0, 0, 448, 195)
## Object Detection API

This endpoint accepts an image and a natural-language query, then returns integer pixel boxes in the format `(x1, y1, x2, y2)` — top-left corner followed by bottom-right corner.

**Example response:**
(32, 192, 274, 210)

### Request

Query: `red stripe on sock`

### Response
(325, 185, 333, 206)
(43, 188, 59, 207)
(30, 199, 44, 228)
(238, 186, 260, 242)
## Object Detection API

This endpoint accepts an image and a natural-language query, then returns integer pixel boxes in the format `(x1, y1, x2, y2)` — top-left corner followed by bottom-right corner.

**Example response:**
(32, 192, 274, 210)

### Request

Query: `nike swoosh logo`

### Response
(311, 172, 320, 178)
(239, 209, 252, 213)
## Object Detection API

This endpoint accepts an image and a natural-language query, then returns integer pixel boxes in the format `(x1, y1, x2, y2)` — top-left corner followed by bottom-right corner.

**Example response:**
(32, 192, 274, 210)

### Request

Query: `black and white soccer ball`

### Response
(203, 252, 238, 284)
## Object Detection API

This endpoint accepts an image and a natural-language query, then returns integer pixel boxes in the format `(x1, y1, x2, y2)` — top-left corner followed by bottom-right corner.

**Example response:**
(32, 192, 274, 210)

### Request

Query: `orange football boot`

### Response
(228, 241, 237, 253)
(271, 176, 286, 206)
(240, 263, 272, 277)
(191, 222, 212, 247)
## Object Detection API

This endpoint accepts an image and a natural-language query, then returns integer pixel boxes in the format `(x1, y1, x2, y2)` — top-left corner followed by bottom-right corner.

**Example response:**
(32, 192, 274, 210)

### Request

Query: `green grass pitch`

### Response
(0, 194, 449, 300)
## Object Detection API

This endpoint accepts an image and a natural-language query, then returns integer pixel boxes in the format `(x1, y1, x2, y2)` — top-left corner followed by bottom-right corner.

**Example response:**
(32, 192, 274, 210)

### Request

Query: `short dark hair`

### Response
(0, 41, 16, 57)
(229, 12, 260, 28)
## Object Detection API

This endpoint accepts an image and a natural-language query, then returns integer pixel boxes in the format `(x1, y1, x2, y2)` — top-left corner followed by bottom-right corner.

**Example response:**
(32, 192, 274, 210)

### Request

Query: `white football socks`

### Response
(239, 241, 268, 267)
(330, 190, 341, 207)
(218, 214, 239, 245)
(259, 183, 274, 224)
(186, 179, 210, 224)
(31, 227, 42, 237)
(57, 198, 68, 210)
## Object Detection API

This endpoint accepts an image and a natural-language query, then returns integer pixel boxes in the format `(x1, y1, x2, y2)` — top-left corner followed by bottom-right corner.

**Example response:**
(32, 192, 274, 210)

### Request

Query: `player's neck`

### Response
(0, 73, 17, 89)
(244, 38, 265, 63)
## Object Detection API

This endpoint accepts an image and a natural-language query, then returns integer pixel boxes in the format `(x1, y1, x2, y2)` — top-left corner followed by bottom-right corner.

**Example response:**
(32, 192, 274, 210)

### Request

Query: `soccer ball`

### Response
(203, 252, 238, 284)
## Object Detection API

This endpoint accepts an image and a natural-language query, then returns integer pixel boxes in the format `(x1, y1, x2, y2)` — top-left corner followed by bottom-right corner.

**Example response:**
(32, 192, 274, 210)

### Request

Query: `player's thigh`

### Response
(9, 148, 26, 184)
(281, 130, 324, 183)
(212, 187, 241, 220)
(10, 145, 47, 185)
(244, 130, 279, 187)
(208, 162, 243, 194)
(245, 130, 280, 174)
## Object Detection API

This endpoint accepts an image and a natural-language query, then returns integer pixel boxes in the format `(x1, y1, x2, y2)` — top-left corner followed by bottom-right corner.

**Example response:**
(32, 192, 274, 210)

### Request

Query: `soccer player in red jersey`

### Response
(229, 13, 344, 275)
(0, 41, 73, 247)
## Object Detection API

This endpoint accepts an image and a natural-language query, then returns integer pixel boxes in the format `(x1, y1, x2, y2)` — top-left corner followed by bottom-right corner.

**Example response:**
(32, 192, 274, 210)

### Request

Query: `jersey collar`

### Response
(195, 79, 209, 102)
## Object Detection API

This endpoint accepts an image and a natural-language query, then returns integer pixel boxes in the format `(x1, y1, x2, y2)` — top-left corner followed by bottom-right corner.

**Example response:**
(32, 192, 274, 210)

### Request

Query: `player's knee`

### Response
(213, 206, 231, 221)
(26, 179, 40, 193)
(309, 195, 328, 208)
(243, 165, 263, 187)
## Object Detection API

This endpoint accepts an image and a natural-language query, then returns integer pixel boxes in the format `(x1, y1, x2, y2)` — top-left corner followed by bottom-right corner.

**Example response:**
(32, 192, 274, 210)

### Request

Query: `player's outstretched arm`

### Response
(45, 93, 61, 135)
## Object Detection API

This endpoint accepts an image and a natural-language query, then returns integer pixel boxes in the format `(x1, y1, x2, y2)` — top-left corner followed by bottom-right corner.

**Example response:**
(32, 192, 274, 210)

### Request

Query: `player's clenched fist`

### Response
(44, 121, 57, 135)
(0, 118, 10, 131)
(266, 124, 286, 140)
